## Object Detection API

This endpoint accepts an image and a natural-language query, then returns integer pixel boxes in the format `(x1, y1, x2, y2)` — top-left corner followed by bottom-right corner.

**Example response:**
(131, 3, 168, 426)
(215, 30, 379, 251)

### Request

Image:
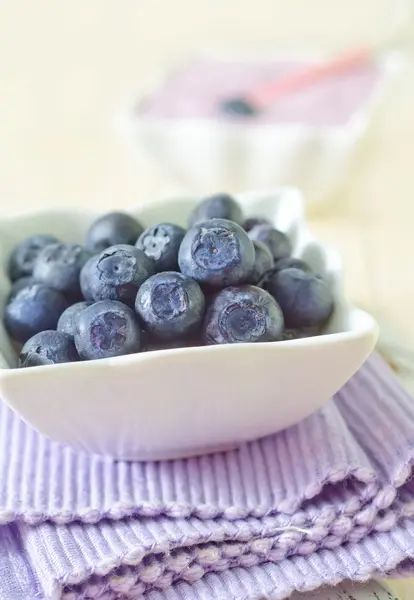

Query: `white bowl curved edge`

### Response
(0, 188, 378, 460)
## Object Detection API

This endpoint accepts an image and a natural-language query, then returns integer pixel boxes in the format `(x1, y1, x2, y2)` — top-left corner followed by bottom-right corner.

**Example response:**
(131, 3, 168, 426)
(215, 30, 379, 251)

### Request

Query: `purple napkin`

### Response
(1, 353, 414, 599)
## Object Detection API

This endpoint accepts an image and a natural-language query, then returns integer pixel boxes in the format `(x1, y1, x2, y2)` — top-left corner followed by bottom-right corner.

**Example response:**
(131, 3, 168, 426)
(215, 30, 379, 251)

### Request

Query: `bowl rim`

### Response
(0, 313, 379, 377)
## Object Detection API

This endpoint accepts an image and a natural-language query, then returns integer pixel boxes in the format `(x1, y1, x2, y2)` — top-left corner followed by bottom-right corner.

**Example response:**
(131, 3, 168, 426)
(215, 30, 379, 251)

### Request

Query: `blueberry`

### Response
(74, 300, 142, 360)
(4, 283, 68, 343)
(188, 194, 243, 227)
(80, 255, 99, 300)
(248, 241, 274, 285)
(86, 212, 144, 253)
(266, 267, 334, 329)
(33, 243, 91, 298)
(7, 276, 37, 302)
(87, 244, 154, 306)
(202, 285, 284, 345)
(220, 97, 256, 117)
(57, 301, 93, 337)
(258, 257, 311, 289)
(243, 217, 271, 232)
(135, 271, 205, 340)
(272, 257, 312, 273)
(19, 330, 79, 367)
(178, 218, 255, 288)
(136, 223, 185, 272)
(248, 224, 291, 261)
(7, 234, 59, 281)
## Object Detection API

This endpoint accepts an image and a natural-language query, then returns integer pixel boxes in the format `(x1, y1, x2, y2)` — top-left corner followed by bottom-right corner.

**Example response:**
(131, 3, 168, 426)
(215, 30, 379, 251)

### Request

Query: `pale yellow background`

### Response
(0, 2, 413, 597)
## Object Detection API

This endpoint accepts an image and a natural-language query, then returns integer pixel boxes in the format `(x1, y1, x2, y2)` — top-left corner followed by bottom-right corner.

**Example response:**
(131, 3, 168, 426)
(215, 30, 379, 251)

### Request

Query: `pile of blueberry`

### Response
(2, 194, 334, 368)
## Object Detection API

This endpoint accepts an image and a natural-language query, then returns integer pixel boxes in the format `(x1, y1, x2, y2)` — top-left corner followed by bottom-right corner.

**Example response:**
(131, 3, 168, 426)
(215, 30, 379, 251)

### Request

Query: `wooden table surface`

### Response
(0, 1, 413, 597)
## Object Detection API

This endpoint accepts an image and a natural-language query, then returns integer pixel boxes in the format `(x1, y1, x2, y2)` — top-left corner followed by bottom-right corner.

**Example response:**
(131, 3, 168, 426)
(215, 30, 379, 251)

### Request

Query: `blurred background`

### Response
(0, 2, 413, 594)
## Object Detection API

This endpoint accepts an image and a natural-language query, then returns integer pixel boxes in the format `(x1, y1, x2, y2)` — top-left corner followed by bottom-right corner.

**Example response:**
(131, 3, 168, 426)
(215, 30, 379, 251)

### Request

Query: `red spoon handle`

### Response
(247, 46, 372, 109)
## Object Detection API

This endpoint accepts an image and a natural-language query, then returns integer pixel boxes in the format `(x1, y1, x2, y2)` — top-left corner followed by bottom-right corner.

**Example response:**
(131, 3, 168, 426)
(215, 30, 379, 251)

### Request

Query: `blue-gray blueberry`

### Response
(178, 218, 255, 288)
(19, 330, 79, 367)
(7, 276, 37, 302)
(8, 234, 58, 281)
(87, 244, 154, 306)
(249, 241, 274, 285)
(136, 223, 185, 272)
(33, 242, 91, 298)
(57, 301, 93, 337)
(248, 224, 291, 261)
(272, 257, 311, 273)
(188, 193, 243, 227)
(86, 211, 144, 253)
(220, 97, 256, 117)
(4, 283, 68, 343)
(135, 271, 205, 340)
(74, 300, 142, 360)
(243, 216, 271, 232)
(266, 267, 333, 329)
(202, 284, 284, 345)
(259, 257, 311, 289)
(80, 255, 99, 301)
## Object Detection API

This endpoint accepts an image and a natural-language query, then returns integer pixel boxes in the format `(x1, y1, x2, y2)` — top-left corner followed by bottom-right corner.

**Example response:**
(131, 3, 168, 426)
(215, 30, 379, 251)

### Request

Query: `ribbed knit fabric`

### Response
(0, 354, 411, 526)
(1, 353, 414, 599)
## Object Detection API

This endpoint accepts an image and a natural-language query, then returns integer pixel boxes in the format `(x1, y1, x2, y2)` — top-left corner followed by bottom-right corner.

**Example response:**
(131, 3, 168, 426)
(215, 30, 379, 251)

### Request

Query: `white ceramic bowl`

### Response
(0, 189, 378, 460)
(121, 51, 402, 209)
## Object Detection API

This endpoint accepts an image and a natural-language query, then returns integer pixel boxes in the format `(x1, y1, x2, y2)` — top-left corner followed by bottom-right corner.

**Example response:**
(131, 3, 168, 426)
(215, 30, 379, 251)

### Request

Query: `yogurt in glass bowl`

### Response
(122, 51, 402, 209)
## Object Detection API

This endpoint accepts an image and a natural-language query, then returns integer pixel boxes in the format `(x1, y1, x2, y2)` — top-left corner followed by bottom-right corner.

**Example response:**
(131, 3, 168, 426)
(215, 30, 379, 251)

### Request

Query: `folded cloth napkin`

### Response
(1, 353, 414, 600)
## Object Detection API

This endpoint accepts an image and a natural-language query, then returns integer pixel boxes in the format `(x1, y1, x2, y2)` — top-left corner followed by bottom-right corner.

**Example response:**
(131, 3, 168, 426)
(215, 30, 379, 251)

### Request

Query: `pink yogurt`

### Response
(140, 57, 383, 127)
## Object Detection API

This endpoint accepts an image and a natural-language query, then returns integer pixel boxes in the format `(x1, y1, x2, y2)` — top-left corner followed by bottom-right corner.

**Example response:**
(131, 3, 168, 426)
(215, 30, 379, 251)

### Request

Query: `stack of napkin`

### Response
(0, 353, 413, 600)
